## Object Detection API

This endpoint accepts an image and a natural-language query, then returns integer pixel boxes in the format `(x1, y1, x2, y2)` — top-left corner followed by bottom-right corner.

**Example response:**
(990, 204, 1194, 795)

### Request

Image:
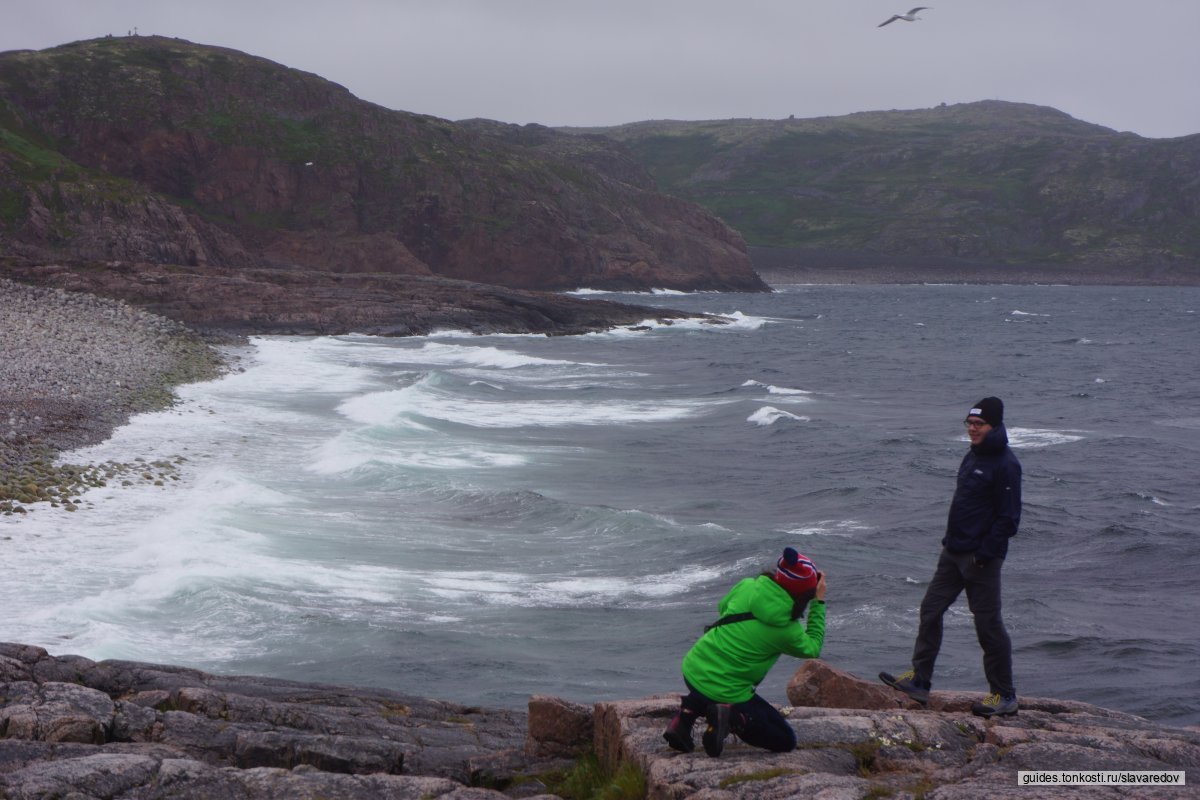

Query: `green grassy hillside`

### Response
(572, 102, 1200, 277)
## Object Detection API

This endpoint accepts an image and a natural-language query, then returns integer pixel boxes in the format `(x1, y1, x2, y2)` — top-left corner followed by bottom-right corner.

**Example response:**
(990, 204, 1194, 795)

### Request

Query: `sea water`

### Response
(2, 284, 1198, 726)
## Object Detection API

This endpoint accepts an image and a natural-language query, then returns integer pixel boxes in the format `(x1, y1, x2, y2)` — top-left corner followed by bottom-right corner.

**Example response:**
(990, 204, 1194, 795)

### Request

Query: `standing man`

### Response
(880, 397, 1022, 717)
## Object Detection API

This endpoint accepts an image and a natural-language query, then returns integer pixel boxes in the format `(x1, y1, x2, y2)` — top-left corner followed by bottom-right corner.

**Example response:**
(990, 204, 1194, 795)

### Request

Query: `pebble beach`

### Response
(1, 277, 227, 514)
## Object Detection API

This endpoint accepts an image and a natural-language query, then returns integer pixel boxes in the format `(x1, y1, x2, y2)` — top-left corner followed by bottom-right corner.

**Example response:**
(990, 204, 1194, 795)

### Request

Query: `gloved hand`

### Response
(973, 554, 992, 569)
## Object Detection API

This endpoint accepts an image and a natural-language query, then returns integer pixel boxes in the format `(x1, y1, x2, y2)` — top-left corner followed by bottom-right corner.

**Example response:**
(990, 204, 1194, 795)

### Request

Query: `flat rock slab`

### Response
(593, 661, 1200, 799)
(0, 643, 562, 799)
(4, 645, 1197, 799)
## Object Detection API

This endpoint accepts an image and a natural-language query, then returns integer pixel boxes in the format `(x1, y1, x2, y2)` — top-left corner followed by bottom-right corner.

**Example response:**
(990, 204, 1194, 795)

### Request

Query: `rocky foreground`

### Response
(1, 645, 1195, 799)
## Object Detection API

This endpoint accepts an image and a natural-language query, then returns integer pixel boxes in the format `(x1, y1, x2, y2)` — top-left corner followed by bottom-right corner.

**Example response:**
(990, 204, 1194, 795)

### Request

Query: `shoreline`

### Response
(755, 267, 1200, 287)
(5, 272, 1196, 513)
(0, 278, 228, 515)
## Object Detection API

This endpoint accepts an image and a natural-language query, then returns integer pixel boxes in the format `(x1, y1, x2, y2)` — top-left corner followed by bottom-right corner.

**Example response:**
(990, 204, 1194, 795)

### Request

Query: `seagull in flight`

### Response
(878, 7, 930, 27)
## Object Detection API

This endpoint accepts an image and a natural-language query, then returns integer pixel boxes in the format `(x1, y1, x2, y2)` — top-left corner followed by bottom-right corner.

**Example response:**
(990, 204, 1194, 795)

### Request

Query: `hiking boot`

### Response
(701, 703, 732, 757)
(879, 669, 931, 705)
(972, 692, 1018, 718)
(662, 709, 698, 753)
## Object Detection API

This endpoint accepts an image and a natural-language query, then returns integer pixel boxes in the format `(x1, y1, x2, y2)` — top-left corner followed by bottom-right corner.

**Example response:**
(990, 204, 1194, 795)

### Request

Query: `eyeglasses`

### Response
(963, 420, 989, 429)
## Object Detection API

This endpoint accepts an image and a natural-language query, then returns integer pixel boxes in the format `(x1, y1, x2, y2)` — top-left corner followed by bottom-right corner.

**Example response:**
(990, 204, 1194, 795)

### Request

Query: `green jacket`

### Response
(681, 575, 826, 704)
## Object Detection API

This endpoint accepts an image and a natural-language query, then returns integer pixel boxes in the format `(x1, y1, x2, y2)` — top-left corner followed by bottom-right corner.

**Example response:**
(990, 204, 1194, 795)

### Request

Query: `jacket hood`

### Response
(747, 575, 796, 628)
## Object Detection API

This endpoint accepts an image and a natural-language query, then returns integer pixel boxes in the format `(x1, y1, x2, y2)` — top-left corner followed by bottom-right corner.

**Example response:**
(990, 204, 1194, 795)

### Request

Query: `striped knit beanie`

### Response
(773, 547, 819, 597)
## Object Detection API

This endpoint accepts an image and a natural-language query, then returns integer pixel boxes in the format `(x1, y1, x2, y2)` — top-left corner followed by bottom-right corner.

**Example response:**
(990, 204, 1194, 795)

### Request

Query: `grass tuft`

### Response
(535, 753, 646, 800)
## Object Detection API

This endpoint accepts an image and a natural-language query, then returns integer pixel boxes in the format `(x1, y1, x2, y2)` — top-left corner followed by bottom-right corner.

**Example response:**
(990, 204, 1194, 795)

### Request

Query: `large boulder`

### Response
(524, 695, 592, 758)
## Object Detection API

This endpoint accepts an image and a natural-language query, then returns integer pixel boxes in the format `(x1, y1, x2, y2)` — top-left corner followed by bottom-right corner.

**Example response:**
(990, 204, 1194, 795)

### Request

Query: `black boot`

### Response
(663, 706, 700, 753)
(701, 703, 733, 757)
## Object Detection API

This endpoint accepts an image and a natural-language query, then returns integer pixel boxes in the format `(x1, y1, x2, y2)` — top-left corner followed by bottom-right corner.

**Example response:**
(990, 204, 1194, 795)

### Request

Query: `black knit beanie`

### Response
(967, 397, 1004, 427)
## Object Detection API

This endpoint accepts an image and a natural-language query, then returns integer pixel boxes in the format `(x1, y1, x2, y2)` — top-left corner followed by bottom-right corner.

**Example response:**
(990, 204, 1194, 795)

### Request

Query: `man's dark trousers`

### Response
(912, 548, 1014, 697)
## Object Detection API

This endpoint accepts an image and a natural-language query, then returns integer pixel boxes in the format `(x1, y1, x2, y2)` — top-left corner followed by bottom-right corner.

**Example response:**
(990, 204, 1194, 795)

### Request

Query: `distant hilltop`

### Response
(0, 36, 764, 294)
(570, 101, 1200, 284)
(4, 36, 1198, 304)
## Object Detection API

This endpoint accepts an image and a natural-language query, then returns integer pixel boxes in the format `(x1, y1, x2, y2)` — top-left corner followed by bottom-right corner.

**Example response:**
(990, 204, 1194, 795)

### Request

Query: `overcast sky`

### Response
(4, 1, 1199, 139)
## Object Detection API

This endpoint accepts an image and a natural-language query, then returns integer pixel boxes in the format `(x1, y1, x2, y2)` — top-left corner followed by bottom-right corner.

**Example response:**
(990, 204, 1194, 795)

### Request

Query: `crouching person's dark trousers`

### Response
(912, 547, 1014, 697)
(682, 684, 796, 752)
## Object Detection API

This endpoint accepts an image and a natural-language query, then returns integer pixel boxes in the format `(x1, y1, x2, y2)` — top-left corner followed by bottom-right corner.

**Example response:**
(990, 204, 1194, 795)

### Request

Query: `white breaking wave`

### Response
(190, 337, 378, 396)
(423, 565, 724, 607)
(338, 379, 711, 429)
(387, 341, 604, 369)
(317, 336, 604, 368)
(1005, 427, 1086, 448)
(785, 519, 873, 537)
(742, 379, 812, 397)
(1010, 309, 1050, 317)
(1, 465, 302, 663)
(1135, 491, 1171, 507)
(308, 434, 528, 474)
(713, 311, 771, 330)
(956, 427, 1085, 448)
(1156, 417, 1200, 430)
(748, 406, 810, 426)
(592, 310, 772, 337)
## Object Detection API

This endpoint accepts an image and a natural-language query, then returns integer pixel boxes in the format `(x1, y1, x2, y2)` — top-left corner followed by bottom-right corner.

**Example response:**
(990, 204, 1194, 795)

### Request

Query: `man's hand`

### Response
(815, 572, 828, 601)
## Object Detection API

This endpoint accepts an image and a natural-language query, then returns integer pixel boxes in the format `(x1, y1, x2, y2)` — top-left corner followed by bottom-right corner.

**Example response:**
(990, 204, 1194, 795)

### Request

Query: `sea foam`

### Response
(748, 406, 810, 426)
(785, 519, 872, 537)
(338, 377, 710, 429)
(742, 379, 812, 397)
(1006, 427, 1086, 448)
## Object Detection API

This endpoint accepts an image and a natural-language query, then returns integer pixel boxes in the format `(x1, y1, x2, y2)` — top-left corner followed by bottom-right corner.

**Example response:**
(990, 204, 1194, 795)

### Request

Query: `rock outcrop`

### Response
(4, 646, 1196, 799)
(2, 261, 718, 338)
(0, 643, 565, 799)
(0, 36, 766, 294)
(592, 662, 1198, 799)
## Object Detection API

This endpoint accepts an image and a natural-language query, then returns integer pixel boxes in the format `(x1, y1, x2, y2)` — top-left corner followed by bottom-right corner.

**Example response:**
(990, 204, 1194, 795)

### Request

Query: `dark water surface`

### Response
(4, 284, 1197, 726)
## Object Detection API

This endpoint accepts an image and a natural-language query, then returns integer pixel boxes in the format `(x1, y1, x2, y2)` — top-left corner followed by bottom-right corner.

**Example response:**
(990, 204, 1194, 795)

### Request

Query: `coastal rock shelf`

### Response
(2, 644, 1196, 799)
(0, 643, 560, 799)
(595, 661, 1200, 799)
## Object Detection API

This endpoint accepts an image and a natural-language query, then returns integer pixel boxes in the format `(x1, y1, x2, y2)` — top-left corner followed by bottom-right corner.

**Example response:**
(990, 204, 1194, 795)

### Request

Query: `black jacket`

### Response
(942, 424, 1022, 560)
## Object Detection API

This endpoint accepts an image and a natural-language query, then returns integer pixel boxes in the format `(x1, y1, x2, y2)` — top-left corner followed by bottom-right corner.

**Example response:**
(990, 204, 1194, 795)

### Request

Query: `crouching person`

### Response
(664, 547, 827, 757)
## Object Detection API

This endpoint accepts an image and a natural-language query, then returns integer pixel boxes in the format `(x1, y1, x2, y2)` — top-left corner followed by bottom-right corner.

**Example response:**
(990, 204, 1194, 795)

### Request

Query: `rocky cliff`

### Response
(575, 102, 1200, 283)
(0, 36, 765, 294)
(2, 645, 1195, 799)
